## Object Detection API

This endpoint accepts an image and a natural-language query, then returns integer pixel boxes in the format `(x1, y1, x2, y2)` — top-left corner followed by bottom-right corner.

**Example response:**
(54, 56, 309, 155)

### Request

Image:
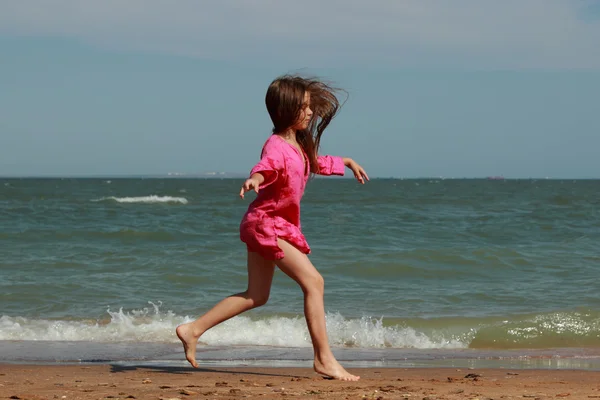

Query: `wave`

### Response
(2, 303, 600, 350)
(0, 303, 463, 348)
(92, 195, 188, 204)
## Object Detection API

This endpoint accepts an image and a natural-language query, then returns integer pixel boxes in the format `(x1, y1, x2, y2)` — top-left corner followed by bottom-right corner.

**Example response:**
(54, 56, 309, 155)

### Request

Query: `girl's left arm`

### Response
(342, 157, 369, 184)
(317, 155, 369, 184)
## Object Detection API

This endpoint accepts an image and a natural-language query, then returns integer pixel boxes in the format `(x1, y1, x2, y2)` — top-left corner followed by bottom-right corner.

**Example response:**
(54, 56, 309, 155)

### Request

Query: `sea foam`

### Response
(0, 302, 466, 349)
(92, 195, 188, 204)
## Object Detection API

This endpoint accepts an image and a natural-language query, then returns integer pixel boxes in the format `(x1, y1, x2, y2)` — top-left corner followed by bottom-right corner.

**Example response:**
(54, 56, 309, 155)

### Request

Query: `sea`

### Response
(1, 177, 599, 370)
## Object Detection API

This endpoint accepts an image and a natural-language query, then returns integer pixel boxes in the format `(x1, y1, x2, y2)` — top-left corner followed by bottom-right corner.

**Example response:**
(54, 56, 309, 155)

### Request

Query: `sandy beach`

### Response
(1, 364, 599, 400)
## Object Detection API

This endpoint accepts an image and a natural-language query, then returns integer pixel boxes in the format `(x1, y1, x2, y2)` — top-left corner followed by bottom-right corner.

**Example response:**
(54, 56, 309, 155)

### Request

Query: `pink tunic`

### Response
(240, 134, 346, 260)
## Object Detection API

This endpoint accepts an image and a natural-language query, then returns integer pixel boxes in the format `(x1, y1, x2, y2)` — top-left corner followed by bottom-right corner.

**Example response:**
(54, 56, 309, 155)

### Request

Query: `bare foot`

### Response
(314, 358, 360, 381)
(176, 323, 200, 368)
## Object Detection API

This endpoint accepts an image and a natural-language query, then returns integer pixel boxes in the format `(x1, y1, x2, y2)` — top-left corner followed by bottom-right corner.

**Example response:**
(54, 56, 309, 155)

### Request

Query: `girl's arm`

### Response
(316, 155, 369, 184)
(240, 140, 284, 199)
(342, 157, 369, 184)
(239, 172, 265, 199)
(316, 155, 345, 176)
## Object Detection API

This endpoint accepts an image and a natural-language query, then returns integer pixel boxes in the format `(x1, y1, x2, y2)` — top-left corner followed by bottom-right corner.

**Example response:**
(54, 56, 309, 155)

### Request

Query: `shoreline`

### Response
(1, 364, 600, 399)
(3, 341, 600, 371)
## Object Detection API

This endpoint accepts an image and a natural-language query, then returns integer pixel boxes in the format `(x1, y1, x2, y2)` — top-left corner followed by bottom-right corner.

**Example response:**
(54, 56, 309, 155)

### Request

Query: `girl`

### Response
(176, 75, 368, 381)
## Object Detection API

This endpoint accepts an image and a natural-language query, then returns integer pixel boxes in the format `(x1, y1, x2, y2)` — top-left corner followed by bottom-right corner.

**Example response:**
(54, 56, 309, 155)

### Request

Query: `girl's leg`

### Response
(275, 239, 359, 381)
(176, 252, 275, 368)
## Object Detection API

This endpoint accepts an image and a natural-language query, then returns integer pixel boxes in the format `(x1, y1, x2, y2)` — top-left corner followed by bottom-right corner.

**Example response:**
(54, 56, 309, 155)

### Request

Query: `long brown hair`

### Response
(265, 75, 345, 174)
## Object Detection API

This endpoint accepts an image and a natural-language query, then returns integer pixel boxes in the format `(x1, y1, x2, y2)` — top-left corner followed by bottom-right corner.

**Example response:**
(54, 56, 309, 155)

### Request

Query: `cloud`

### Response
(1, 0, 599, 68)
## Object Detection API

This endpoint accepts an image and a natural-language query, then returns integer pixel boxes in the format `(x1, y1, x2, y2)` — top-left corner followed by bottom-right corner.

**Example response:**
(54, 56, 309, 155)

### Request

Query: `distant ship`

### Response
(487, 176, 505, 180)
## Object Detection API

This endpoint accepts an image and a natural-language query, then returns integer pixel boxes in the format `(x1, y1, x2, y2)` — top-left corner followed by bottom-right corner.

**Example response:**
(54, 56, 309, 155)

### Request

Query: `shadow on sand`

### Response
(109, 363, 308, 379)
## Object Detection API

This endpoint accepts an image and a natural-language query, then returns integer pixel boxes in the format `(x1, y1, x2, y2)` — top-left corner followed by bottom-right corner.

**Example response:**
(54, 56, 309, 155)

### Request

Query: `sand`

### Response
(1, 364, 600, 400)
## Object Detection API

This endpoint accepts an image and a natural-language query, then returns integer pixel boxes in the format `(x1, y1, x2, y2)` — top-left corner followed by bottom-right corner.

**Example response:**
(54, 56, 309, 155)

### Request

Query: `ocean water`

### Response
(1, 178, 599, 368)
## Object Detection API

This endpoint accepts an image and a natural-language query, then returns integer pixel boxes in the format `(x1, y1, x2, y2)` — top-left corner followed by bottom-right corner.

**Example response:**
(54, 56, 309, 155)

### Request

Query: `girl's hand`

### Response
(343, 158, 369, 184)
(239, 177, 261, 199)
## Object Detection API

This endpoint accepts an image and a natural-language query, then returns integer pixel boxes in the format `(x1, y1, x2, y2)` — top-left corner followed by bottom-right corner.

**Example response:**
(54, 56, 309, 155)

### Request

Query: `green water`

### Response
(1, 178, 599, 359)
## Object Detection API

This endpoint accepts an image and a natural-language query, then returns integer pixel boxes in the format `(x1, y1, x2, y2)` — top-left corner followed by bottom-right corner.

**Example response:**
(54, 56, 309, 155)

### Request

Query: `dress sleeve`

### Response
(249, 141, 285, 189)
(316, 155, 345, 176)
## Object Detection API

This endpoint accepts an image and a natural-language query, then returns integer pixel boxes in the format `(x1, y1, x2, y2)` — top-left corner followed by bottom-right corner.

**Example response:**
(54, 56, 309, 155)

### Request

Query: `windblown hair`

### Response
(265, 75, 346, 174)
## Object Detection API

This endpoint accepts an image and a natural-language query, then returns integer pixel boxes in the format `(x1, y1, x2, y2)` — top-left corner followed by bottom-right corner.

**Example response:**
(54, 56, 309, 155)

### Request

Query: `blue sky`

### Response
(1, 1, 599, 178)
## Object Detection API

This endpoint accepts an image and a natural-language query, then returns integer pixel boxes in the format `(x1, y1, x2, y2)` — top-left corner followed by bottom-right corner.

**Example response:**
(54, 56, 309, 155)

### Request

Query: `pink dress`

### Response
(240, 134, 346, 260)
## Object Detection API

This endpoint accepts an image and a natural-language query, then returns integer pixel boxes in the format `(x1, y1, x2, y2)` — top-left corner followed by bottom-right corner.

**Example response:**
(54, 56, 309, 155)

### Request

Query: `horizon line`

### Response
(1, 175, 599, 180)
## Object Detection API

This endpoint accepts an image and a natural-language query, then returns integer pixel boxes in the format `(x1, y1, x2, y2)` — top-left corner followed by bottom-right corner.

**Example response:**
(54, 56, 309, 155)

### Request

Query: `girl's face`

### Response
(292, 92, 313, 131)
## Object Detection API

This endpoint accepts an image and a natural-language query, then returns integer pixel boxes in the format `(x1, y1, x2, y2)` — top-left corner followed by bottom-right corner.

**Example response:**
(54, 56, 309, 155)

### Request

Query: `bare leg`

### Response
(275, 239, 359, 381)
(176, 252, 275, 368)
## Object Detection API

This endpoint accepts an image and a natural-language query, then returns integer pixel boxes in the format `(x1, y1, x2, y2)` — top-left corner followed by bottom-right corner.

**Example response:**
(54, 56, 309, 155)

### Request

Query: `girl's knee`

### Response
(315, 273, 325, 289)
(246, 291, 270, 308)
(303, 272, 324, 294)
(253, 293, 270, 307)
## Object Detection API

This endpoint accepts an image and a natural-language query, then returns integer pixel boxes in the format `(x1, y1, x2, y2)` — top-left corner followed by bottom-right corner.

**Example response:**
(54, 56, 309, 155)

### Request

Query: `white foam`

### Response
(92, 195, 188, 204)
(0, 303, 467, 349)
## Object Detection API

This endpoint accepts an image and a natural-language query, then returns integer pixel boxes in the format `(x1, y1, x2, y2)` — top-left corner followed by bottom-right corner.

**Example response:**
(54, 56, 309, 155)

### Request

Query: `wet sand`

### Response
(1, 364, 600, 399)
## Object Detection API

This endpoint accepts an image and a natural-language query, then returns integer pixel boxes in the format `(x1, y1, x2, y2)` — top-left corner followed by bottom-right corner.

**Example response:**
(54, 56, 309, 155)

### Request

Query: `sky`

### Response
(1, 0, 600, 178)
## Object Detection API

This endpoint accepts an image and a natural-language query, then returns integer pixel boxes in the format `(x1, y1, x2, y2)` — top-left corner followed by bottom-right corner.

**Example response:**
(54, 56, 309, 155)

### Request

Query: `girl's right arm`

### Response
(239, 173, 265, 199)
(239, 139, 284, 199)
